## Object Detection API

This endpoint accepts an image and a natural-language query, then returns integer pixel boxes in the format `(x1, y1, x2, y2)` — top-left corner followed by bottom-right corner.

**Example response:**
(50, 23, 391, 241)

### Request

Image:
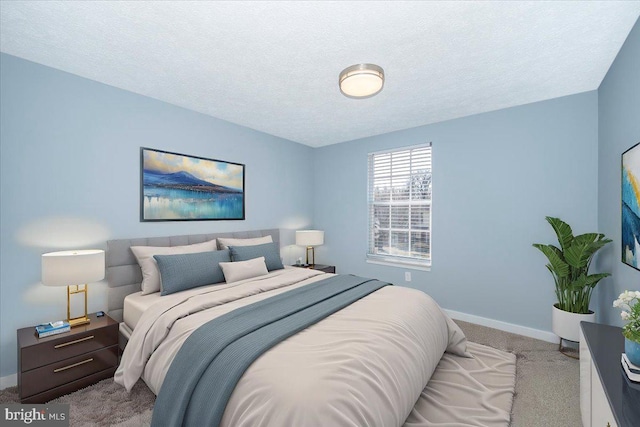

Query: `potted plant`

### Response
(613, 290, 640, 367)
(533, 217, 612, 347)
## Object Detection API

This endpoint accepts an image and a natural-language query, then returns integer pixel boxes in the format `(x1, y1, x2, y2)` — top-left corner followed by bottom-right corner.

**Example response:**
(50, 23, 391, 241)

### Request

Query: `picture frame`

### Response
(621, 142, 640, 270)
(140, 147, 245, 221)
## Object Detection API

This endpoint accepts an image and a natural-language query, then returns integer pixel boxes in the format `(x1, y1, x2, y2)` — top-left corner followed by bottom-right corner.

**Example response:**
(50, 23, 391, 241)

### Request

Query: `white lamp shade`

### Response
(296, 230, 324, 247)
(42, 249, 105, 286)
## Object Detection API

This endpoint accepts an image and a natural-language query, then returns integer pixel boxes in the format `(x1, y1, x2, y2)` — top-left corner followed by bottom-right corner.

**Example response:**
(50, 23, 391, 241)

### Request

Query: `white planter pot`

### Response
(552, 304, 595, 342)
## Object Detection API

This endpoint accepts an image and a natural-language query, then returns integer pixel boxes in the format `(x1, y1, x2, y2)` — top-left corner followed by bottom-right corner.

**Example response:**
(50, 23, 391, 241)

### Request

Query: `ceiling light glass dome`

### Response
(339, 64, 384, 98)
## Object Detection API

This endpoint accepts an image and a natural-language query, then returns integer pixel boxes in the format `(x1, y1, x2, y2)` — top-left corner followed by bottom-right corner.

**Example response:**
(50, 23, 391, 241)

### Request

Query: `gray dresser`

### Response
(580, 322, 640, 427)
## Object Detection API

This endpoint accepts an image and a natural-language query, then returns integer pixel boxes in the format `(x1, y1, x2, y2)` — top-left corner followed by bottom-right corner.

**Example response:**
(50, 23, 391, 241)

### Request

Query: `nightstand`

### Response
(17, 312, 118, 403)
(292, 264, 336, 274)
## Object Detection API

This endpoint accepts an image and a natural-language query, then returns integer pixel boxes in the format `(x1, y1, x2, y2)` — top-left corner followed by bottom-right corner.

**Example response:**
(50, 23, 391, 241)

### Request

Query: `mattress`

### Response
(123, 291, 162, 331)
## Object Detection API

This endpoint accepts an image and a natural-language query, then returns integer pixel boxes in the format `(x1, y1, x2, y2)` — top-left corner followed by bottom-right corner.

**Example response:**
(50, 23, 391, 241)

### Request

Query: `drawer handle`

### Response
(53, 358, 93, 373)
(54, 335, 94, 349)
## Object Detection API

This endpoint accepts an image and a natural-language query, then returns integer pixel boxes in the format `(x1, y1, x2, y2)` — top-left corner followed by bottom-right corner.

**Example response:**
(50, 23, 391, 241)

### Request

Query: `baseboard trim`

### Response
(0, 374, 17, 390)
(445, 309, 559, 344)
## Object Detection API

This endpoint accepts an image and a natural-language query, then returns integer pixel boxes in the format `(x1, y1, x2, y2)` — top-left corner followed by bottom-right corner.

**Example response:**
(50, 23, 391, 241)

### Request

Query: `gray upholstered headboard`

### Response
(106, 229, 280, 322)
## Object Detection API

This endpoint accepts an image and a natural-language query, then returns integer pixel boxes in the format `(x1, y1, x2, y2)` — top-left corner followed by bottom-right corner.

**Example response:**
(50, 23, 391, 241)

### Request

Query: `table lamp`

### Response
(41, 249, 105, 327)
(296, 230, 324, 267)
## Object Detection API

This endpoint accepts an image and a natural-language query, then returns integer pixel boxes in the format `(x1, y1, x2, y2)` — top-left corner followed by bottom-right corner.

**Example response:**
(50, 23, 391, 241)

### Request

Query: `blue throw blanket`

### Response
(151, 274, 390, 427)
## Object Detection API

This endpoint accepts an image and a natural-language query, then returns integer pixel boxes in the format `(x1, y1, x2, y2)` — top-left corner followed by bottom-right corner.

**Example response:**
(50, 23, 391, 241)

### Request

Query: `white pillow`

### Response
(220, 257, 269, 283)
(217, 235, 272, 250)
(131, 239, 217, 295)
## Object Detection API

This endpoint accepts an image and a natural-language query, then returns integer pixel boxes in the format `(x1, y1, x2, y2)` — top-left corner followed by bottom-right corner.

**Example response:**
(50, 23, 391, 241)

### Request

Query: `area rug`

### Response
(0, 379, 154, 426)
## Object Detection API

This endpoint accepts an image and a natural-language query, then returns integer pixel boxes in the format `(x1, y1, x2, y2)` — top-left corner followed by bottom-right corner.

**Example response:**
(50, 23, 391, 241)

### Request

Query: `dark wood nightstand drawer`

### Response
(20, 322, 118, 372)
(20, 345, 117, 398)
(18, 313, 119, 403)
(20, 368, 117, 404)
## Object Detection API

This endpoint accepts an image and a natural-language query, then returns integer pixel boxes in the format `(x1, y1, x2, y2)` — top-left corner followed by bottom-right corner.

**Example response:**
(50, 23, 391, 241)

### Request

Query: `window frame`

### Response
(366, 143, 432, 270)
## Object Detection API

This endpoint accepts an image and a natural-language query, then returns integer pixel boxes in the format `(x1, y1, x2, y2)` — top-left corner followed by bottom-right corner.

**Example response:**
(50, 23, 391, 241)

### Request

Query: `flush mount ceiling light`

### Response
(339, 64, 384, 99)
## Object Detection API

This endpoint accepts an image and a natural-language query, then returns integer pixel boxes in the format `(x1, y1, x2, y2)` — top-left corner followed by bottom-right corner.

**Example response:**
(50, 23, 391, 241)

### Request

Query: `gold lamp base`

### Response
(67, 284, 90, 328)
(68, 316, 90, 327)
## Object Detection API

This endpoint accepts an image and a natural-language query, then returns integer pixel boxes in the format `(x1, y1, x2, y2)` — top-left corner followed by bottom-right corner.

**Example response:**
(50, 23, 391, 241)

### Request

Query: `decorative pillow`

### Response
(154, 250, 231, 296)
(228, 242, 284, 271)
(219, 257, 269, 283)
(131, 239, 217, 295)
(217, 235, 272, 250)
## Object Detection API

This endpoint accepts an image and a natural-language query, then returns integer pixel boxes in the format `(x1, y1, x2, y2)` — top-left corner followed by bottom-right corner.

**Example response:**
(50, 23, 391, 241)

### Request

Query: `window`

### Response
(367, 143, 432, 268)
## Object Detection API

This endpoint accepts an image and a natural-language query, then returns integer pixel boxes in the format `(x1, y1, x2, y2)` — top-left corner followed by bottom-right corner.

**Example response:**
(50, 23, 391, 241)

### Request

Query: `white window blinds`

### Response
(367, 143, 432, 267)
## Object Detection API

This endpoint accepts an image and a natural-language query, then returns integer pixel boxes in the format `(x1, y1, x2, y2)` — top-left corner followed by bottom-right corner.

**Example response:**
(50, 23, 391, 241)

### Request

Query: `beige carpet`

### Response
(0, 321, 579, 427)
(456, 320, 581, 427)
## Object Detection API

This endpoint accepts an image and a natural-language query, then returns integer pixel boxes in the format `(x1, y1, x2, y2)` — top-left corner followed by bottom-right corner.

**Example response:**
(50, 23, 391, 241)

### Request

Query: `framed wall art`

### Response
(141, 147, 245, 221)
(622, 142, 640, 270)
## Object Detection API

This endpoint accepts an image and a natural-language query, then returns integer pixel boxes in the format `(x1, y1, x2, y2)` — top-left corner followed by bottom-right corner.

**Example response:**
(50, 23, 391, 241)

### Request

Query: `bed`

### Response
(107, 229, 516, 427)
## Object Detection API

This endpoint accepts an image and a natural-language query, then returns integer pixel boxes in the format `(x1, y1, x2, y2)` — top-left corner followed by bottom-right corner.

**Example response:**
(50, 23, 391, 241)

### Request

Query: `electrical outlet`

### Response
(405, 272, 411, 282)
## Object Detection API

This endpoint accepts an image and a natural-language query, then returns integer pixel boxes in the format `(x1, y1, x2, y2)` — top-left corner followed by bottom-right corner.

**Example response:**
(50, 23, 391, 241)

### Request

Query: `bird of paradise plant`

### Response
(533, 217, 612, 314)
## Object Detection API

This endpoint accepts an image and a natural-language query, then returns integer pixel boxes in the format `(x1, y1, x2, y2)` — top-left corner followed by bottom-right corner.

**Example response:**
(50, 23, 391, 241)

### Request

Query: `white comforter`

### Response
(115, 268, 471, 427)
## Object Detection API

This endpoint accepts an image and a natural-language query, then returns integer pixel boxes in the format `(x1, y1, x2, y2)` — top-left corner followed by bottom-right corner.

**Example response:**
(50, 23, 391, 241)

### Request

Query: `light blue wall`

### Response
(314, 92, 600, 332)
(0, 54, 314, 377)
(595, 18, 640, 325)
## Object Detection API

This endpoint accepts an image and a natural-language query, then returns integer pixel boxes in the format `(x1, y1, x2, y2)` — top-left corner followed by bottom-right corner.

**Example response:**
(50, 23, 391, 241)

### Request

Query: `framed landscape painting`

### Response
(622, 142, 640, 270)
(141, 147, 245, 221)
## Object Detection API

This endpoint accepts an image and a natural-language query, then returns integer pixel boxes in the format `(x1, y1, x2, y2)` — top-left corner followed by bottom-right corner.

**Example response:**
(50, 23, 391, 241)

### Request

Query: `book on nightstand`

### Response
(35, 320, 70, 338)
(621, 354, 640, 382)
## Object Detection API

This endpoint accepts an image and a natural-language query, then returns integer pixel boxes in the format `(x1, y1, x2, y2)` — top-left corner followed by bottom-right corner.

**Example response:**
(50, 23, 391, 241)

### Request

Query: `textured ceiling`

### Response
(1, 1, 639, 147)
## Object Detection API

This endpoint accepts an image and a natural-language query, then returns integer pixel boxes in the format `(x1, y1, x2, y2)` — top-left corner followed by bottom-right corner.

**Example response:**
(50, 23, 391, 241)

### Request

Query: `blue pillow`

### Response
(228, 242, 284, 271)
(154, 250, 231, 295)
